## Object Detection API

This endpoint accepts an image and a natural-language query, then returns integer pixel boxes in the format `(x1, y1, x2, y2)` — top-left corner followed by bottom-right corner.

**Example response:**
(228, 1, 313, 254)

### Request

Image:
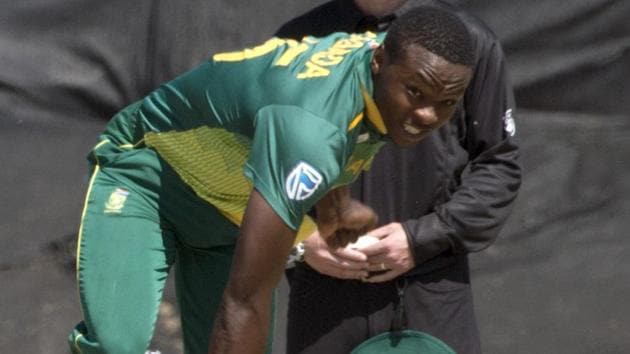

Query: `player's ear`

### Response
(371, 45, 385, 75)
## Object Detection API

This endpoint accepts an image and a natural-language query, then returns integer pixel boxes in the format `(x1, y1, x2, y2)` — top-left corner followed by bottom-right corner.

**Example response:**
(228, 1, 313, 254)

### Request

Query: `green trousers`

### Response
(68, 142, 274, 354)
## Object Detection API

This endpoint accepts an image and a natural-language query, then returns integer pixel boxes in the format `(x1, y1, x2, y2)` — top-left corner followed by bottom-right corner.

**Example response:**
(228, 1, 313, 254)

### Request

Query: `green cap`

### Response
(350, 330, 456, 354)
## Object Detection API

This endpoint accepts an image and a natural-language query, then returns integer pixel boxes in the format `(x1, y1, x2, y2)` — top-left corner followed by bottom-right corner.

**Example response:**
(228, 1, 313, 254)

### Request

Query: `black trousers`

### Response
(285, 261, 481, 354)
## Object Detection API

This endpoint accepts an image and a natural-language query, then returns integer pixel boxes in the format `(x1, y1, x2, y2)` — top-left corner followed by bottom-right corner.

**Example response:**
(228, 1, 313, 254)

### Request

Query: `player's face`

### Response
(371, 44, 472, 147)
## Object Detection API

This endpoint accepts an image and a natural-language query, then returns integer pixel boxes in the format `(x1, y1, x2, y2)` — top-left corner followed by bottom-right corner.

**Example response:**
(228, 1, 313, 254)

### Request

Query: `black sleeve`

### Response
(403, 25, 522, 265)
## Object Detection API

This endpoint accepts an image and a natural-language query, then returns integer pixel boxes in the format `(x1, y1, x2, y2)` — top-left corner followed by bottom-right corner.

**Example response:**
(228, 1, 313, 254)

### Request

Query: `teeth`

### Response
(404, 123, 421, 135)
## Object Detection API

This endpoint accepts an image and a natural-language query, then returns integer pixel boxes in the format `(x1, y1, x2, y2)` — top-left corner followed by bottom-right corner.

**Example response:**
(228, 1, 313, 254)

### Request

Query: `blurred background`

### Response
(1, 1, 628, 353)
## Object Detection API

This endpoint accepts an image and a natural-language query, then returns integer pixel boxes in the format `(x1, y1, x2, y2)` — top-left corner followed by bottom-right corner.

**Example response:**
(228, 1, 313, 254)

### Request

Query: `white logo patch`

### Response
(503, 108, 516, 137)
(285, 162, 323, 201)
(104, 188, 129, 214)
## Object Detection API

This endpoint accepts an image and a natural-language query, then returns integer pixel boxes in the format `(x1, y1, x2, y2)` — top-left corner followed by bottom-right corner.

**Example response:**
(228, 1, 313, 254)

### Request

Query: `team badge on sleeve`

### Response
(503, 108, 516, 136)
(285, 162, 323, 201)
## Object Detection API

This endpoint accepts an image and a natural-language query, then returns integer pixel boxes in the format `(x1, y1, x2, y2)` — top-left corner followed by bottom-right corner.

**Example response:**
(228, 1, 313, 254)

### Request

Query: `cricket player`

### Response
(68, 6, 474, 354)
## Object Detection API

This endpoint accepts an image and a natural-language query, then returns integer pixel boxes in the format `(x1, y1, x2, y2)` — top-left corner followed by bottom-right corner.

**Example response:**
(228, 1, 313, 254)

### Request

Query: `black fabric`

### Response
(286, 263, 480, 354)
(0, 0, 326, 125)
(461, 0, 630, 116)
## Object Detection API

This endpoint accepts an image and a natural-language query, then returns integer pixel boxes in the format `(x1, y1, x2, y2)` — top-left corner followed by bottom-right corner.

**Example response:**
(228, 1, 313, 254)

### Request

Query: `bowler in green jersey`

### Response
(68, 6, 474, 354)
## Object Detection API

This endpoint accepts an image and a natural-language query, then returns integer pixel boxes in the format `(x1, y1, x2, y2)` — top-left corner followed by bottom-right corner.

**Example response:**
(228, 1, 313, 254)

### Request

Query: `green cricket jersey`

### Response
(98, 31, 387, 241)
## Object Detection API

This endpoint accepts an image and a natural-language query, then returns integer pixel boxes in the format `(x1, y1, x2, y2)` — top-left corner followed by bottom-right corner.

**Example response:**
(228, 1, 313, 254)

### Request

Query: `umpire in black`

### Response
(276, 1, 521, 353)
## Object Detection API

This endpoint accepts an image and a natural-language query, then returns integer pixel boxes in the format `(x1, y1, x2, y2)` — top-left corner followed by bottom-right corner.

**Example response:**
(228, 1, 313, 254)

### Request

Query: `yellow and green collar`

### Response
(360, 86, 387, 135)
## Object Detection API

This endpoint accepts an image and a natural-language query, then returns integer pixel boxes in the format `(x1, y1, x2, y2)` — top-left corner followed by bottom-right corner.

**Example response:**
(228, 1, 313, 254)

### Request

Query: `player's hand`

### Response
(326, 199, 378, 248)
(302, 231, 370, 280)
(315, 187, 377, 247)
(360, 223, 415, 283)
(316, 199, 378, 248)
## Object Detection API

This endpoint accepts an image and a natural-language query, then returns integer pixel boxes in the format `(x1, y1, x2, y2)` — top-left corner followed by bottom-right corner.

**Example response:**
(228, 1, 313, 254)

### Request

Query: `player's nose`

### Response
(412, 106, 438, 125)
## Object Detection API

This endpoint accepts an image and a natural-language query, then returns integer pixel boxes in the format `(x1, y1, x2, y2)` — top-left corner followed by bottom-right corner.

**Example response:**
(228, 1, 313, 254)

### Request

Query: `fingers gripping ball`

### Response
(347, 234, 380, 250)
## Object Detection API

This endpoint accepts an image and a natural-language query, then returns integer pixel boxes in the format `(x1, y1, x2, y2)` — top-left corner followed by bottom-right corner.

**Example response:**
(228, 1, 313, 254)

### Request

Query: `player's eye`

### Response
(406, 86, 422, 99)
(442, 99, 457, 107)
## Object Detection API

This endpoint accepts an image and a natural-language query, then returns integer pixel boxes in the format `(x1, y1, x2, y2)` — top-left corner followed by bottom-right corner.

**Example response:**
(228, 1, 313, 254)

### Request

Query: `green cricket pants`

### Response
(68, 141, 274, 354)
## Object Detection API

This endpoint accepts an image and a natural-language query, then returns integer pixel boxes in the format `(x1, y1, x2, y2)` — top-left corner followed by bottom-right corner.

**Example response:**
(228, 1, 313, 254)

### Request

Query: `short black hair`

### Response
(384, 6, 474, 67)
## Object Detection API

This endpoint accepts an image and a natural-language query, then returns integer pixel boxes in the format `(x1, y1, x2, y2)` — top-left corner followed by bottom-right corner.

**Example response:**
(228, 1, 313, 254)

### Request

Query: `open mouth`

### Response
(403, 118, 424, 136)
(403, 123, 422, 135)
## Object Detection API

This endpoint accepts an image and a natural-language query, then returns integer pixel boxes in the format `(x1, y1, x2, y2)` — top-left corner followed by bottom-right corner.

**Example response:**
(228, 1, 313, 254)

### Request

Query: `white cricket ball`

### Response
(348, 234, 380, 250)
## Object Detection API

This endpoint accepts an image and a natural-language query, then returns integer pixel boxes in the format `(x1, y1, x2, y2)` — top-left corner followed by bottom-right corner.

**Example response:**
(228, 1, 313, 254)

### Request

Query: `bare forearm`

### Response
(209, 291, 272, 354)
(315, 186, 351, 231)
(207, 189, 294, 353)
